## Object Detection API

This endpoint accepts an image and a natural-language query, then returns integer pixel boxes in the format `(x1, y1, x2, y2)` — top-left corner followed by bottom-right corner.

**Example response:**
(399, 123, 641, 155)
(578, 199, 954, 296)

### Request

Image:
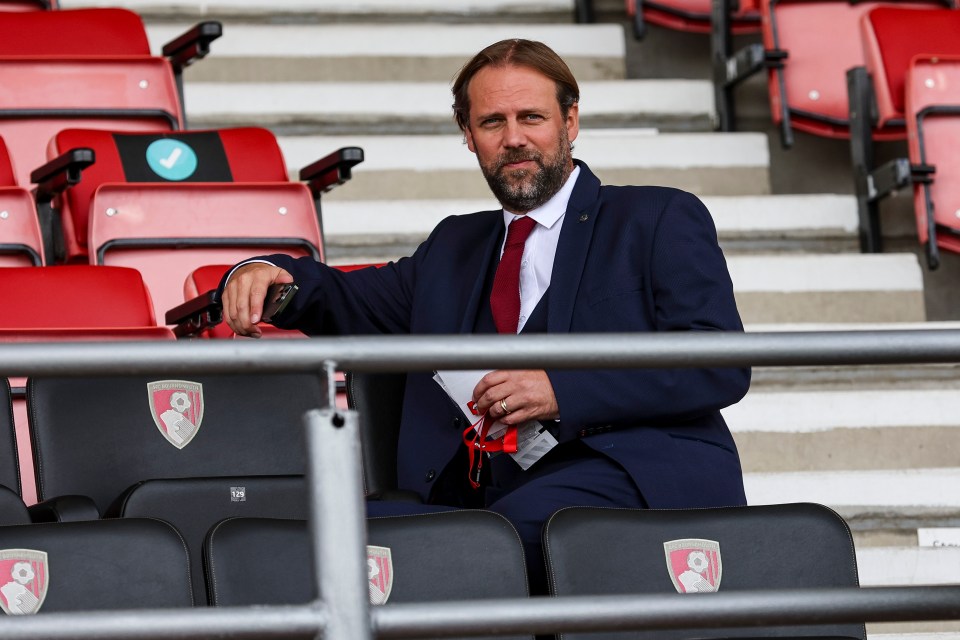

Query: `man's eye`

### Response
(524, 114, 544, 121)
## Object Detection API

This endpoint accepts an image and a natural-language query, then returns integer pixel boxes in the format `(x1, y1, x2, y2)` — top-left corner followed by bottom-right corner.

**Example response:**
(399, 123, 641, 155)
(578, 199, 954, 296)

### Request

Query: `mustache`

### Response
(493, 150, 543, 172)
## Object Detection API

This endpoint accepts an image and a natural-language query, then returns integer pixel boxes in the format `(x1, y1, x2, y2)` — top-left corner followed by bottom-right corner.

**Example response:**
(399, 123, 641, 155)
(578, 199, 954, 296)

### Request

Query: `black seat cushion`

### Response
(0, 378, 22, 496)
(544, 503, 865, 640)
(0, 518, 193, 612)
(116, 475, 309, 603)
(27, 373, 325, 512)
(204, 510, 531, 639)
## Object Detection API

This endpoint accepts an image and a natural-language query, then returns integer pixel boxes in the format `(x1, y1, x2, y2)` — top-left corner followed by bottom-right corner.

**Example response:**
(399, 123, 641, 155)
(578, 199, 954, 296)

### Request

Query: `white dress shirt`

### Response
(500, 165, 580, 333)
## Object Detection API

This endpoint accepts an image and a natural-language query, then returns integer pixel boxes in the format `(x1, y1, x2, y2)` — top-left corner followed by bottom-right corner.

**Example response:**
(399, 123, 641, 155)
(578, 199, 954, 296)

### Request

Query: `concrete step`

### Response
(728, 253, 925, 324)
(148, 23, 627, 82)
(69, 0, 578, 22)
(322, 194, 857, 258)
(283, 130, 770, 204)
(184, 79, 716, 134)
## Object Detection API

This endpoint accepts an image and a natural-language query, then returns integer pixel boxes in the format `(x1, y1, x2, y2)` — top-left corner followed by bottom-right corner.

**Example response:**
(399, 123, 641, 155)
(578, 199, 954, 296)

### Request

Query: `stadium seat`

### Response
(0, 137, 43, 267)
(204, 511, 529, 632)
(0, 379, 30, 524)
(847, 6, 960, 257)
(543, 503, 865, 639)
(26, 373, 326, 597)
(0, 265, 176, 507)
(715, 0, 950, 144)
(905, 54, 960, 268)
(38, 127, 362, 319)
(345, 371, 415, 501)
(0, 8, 220, 261)
(574, 0, 759, 39)
(0, 518, 194, 613)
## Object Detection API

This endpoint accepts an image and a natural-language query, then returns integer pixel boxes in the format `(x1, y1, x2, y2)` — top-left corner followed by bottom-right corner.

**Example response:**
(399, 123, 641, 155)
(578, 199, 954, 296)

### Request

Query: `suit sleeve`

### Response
(546, 190, 750, 440)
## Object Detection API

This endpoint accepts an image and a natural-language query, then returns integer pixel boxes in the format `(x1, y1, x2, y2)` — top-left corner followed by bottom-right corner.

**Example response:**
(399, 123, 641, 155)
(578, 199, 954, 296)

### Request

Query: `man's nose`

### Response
(502, 120, 527, 148)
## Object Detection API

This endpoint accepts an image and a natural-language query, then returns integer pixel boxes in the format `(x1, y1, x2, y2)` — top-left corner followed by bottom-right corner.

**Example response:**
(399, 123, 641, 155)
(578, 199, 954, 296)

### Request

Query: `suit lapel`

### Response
(458, 212, 505, 333)
(548, 161, 602, 333)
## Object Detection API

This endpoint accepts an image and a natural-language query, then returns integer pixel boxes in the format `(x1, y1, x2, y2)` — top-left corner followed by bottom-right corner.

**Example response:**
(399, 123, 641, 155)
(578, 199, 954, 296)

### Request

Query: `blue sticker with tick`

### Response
(145, 139, 198, 181)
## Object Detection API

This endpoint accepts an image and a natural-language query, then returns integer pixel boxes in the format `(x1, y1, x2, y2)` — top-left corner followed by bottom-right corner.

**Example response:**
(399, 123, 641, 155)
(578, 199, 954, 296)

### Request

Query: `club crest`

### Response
(367, 545, 393, 605)
(147, 380, 204, 449)
(0, 549, 48, 615)
(663, 538, 722, 593)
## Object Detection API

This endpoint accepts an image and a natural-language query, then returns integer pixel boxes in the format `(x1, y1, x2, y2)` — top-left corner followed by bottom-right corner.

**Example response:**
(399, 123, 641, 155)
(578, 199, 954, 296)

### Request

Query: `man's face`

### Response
(463, 64, 579, 213)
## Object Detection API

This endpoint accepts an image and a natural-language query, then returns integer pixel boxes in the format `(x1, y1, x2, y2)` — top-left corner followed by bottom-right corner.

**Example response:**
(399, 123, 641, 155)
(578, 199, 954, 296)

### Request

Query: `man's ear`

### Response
(566, 102, 580, 144)
(464, 126, 477, 153)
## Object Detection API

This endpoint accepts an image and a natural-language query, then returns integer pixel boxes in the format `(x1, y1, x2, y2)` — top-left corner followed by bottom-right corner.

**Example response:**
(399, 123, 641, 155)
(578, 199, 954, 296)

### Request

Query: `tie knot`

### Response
(505, 215, 537, 248)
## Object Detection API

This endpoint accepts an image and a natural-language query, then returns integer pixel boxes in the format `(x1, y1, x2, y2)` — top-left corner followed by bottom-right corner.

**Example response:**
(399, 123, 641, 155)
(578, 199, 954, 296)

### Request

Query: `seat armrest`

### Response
(366, 490, 423, 503)
(28, 495, 101, 523)
(299, 147, 364, 198)
(30, 148, 95, 205)
(165, 290, 222, 338)
(162, 21, 222, 73)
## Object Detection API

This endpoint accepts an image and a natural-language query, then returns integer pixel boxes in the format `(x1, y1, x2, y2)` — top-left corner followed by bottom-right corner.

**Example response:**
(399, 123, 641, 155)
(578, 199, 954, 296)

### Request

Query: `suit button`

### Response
(425, 469, 436, 482)
(452, 417, 463, 428)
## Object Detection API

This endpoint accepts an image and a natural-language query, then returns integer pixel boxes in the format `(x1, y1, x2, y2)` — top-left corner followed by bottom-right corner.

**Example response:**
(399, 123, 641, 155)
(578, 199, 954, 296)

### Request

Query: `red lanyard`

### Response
(462, 415, 518, 489)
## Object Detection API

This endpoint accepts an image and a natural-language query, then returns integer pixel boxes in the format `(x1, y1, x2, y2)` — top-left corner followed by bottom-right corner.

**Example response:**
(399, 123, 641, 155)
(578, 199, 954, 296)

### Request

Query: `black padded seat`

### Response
(543, 503, 865, 640)
(0, 379, 28, 524)
(204, 510, 531, 639)
(0, 518, 193, 612)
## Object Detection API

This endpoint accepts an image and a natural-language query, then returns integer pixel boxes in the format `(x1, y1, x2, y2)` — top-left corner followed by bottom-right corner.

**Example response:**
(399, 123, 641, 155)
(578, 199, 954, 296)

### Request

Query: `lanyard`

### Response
(461, 414, 518, 489)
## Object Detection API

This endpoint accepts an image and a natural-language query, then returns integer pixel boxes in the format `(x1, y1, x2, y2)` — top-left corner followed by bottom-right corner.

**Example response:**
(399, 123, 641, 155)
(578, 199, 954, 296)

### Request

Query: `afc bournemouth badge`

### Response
(367, 545, 393, 605)
(147, 380, 204, 449)
(0, 549, 48, 615)
(663, 538, 722, 593)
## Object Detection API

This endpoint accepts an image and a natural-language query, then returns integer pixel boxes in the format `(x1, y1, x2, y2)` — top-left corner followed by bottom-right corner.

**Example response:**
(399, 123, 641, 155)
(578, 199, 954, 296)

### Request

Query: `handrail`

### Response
(2, 330, 960, 639)
(3, 329, 960, 376)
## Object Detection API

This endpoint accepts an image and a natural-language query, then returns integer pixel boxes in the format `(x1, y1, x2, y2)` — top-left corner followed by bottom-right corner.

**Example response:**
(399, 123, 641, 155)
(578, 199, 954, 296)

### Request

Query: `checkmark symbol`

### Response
(158, 147, 182, 169)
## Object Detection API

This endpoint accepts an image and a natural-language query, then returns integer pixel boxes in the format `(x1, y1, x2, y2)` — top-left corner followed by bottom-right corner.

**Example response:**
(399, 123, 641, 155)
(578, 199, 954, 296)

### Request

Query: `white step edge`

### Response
(745, 321, 960, 332)
(727, 254, 922, 293)
(323, 194, 855, 239)
(278, 131, 770, 172)
(870, 635, 960, 640)
(858, 547, 960, 586)
(744, 468, 960, 508)
(69, 0, 575, 15)
(723, 389, 960, 434)
(184, 80, 715, 121)
(147, 23, 626, 58)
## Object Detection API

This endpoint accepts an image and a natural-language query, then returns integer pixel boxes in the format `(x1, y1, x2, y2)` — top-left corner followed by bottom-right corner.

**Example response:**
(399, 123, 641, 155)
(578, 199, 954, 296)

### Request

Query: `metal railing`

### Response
(1, 330, 960, 639)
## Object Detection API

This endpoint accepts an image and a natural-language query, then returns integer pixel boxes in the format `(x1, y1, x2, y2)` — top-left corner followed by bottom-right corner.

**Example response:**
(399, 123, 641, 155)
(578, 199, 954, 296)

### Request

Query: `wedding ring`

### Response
(500, 398, 510, 414)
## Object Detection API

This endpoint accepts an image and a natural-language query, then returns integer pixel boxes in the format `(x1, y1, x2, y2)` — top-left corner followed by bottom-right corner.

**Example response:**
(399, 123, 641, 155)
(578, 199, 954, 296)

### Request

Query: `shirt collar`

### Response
(501, 165, 581, 230)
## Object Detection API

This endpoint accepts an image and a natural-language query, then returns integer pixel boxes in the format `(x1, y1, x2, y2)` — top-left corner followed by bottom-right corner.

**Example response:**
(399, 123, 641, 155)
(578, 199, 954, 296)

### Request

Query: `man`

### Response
(221, 39, 750, 592)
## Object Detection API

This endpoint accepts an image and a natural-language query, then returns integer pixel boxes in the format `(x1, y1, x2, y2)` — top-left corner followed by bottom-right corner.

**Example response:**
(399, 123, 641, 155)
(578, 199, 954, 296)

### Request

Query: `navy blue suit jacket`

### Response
(260, 161, 749, 508)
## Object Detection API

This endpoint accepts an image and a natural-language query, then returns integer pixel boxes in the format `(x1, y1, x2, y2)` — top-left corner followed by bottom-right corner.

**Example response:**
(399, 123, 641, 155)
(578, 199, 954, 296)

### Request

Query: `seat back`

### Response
(0, 137, 43, 267)
(48, 128, 321, 318)
(0, 265, 156, 328)
(117, 476, 309, 604)
(27, 373, 325, 513)
(761, 0, 929, 140)
(346, 371, 406, 497)
(0, 378, 28, 523)
(0, 9, 181, 191)
(632, 0, 759, 34)
(906, 54, 960, 260)
(862, 6, 960, 127)
(0, 518, 193, 613)
(204, 511, 530, 638)
(544, 503, 865, 640)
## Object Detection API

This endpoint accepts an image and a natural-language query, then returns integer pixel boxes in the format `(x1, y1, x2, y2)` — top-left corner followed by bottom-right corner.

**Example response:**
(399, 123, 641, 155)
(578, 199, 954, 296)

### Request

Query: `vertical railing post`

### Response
(305, 407, 371, 640)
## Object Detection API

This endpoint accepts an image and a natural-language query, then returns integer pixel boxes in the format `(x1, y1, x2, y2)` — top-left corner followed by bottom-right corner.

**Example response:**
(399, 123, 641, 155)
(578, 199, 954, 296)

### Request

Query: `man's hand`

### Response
(221, 263, 294, 338)
(472, 370, 559, 425)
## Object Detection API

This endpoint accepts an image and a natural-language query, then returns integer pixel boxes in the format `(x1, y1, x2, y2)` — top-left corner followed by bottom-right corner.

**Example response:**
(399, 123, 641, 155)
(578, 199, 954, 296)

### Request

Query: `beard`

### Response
(479, 131, 572, 213)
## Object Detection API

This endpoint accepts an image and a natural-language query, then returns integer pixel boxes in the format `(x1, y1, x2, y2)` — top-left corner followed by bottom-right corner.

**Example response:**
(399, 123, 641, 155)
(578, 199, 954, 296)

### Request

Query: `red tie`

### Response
(490, 215, 537, 334)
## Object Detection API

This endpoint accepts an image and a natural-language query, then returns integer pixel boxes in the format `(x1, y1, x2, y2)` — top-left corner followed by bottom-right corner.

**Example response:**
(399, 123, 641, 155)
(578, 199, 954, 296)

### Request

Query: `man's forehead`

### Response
(467, 64, 557, 111)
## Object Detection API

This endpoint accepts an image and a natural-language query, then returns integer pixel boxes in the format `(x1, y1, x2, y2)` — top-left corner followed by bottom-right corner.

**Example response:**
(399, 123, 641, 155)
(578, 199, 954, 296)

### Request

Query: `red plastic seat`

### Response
(848, 6, 960, 256)
(906, 55, 960, 267)
(626, 0, 759, 37)
(42, 127, 361, 321)
(0, 264, 174, 505)
(0, 137, 43, 266)
(0, 9, 186, 190)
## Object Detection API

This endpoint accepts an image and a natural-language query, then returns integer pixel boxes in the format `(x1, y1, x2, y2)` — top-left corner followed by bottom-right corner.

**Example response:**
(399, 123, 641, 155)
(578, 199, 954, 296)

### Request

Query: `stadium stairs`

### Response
(67, 0, 960, 636)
